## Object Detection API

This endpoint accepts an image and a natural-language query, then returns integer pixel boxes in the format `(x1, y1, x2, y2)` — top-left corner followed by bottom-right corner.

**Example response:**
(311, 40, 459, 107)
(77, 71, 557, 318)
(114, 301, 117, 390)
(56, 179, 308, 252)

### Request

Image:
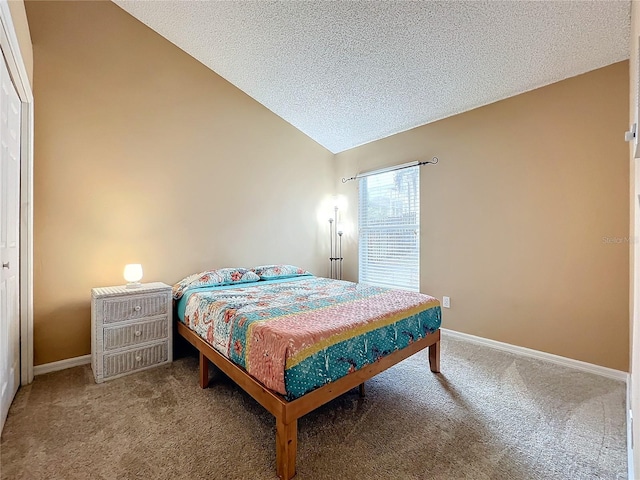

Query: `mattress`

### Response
(177, 276, 441, 399)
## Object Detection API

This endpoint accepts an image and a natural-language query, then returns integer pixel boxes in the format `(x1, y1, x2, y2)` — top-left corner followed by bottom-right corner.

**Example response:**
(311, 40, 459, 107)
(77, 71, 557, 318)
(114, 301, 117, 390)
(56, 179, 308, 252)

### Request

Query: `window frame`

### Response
(358, 165, 420, 291)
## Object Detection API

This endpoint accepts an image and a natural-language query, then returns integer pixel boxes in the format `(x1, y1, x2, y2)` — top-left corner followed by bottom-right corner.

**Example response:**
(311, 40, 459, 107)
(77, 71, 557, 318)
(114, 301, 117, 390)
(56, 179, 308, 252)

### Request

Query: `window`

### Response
(358, 166, 420, 291)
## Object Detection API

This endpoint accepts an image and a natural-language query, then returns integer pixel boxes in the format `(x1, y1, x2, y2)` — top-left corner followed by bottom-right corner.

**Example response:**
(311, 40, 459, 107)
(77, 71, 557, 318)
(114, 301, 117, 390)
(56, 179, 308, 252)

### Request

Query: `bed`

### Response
(174, 266, 442, 479)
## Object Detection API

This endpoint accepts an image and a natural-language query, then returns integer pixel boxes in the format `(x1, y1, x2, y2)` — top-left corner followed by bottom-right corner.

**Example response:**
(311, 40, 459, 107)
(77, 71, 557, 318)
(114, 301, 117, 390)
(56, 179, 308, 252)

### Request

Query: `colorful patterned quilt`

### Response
(177, 277, 441, 399)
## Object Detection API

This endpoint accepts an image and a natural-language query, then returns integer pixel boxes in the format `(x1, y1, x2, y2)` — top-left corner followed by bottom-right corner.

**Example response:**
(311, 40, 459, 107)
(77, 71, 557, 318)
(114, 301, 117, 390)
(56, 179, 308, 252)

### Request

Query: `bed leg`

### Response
(429, 340, 440, 373)
(359, 382, 365, 397)
(276, 417, 297, 480)
(199, 352, 210, 388)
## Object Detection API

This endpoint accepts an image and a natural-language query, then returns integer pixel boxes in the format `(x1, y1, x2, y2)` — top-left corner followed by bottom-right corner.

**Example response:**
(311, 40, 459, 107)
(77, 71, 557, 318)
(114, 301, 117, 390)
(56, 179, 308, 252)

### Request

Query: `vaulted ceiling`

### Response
(114, 1, 630, 153)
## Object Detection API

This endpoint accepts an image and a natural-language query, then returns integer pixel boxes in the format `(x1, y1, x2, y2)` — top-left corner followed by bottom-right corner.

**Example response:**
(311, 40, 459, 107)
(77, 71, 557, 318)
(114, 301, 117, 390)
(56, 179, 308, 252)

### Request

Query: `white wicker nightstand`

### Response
(91, 282, 173, 383)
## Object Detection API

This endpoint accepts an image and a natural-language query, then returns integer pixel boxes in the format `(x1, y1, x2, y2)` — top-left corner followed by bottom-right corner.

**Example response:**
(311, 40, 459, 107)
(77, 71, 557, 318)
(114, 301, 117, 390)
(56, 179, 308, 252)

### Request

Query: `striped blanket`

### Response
(178, 277, 441, 399)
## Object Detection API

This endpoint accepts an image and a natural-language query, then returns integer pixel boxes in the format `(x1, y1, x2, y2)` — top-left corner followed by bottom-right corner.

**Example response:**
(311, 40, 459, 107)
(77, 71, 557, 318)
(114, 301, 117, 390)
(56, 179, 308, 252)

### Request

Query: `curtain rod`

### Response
(341, 157, 439, 183)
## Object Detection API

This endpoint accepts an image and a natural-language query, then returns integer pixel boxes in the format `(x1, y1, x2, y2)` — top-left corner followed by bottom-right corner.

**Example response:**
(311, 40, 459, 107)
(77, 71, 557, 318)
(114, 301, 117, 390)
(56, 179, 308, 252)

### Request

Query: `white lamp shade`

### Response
(123, 264, 143, 284)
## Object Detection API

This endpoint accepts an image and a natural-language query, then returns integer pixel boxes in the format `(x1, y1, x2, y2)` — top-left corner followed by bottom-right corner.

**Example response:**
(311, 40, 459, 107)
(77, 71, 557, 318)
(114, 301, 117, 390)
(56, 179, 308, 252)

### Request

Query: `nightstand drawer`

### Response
(103, 341, 168, 378)
(103, 293, 168, 324)
(103, 317, 168, 351)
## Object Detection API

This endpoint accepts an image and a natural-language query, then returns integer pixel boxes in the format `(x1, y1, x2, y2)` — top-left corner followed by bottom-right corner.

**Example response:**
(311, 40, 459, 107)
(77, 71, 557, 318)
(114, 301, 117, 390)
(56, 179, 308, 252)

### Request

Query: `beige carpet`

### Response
(0, 337, 627, 479)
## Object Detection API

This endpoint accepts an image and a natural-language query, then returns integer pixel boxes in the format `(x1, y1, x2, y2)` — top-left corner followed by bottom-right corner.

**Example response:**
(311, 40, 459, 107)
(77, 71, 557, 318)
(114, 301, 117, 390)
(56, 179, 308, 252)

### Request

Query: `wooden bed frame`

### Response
(177, 321, 441, 479)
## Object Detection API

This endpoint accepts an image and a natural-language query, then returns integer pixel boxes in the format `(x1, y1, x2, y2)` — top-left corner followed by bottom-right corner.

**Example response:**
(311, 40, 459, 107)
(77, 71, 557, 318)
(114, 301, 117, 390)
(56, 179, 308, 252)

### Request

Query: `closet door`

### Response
(0, 49, 21, 433)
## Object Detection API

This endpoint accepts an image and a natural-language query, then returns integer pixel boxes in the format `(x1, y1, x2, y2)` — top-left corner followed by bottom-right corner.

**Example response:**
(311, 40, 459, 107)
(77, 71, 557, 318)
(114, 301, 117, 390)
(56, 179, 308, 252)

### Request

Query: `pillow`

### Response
(172, 268, 260, 299)
(251, 264, 312, 280)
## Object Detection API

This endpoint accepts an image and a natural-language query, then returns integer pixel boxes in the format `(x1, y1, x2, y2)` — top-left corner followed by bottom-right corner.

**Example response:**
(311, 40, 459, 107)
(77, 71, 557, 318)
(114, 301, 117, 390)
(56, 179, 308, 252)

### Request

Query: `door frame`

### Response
(0, 1, 34, 385)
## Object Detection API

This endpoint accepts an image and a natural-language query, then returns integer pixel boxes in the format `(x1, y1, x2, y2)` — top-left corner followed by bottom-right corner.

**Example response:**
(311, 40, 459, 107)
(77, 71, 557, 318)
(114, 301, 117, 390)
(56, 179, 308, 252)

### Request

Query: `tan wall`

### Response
(26, 0, 630, 371)
(8, 0, 32, 86)
(26, 1, 334, 365)
(336, 62, 630, 371)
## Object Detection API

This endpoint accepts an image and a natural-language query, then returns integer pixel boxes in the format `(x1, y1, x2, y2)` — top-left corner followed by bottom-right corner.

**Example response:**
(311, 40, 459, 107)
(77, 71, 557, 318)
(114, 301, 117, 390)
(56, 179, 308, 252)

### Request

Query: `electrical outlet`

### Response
(442, 296, 450, 308)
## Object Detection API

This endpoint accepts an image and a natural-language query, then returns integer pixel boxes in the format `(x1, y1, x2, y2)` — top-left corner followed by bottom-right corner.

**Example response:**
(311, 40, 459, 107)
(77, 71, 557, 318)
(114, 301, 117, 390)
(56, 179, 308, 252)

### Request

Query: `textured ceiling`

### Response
(114, 1, 630, 153)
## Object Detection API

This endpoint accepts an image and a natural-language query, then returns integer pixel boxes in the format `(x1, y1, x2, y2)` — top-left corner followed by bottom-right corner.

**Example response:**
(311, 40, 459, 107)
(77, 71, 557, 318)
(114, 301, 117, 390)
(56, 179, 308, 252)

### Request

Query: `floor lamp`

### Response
(329, 206, 343, 280)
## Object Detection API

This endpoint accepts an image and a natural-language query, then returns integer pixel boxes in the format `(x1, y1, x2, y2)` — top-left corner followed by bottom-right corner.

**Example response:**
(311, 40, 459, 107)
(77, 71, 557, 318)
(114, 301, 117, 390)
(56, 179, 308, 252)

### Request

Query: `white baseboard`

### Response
(33, 354, 91, 376)
(628, 374, 634, 480)
(441, 328, 628, 382)
(33, 331, 627, 380)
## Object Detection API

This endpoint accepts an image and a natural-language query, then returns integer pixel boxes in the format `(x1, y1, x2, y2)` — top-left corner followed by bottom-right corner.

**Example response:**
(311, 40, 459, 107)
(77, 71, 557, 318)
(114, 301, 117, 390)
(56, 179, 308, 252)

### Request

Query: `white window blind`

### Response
(358, 166, 420, 291)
